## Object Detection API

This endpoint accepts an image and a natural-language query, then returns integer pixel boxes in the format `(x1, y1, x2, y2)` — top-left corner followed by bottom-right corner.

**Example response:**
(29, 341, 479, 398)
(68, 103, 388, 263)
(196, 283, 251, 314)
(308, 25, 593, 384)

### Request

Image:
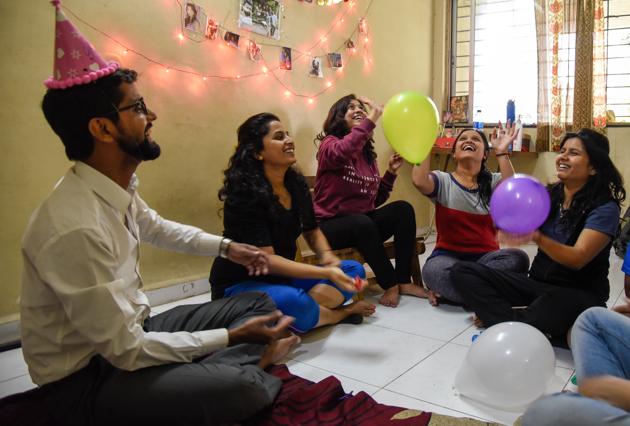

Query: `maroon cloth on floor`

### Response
(247, 364, 431, 426)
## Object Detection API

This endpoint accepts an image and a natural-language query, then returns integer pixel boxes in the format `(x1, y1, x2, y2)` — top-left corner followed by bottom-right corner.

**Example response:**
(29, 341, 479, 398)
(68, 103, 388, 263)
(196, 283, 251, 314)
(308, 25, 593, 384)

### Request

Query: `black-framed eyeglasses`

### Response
(112, 97, 148, 116)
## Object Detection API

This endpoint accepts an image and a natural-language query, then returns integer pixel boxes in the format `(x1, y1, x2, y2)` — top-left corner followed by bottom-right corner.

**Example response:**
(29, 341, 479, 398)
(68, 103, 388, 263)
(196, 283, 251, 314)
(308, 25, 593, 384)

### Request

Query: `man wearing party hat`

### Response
(20, 2, 299, 424)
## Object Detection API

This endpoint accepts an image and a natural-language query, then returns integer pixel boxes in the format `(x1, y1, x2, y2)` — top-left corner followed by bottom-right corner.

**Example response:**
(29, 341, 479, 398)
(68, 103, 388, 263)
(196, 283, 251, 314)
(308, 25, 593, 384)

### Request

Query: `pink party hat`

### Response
(44, 0, 119, 89)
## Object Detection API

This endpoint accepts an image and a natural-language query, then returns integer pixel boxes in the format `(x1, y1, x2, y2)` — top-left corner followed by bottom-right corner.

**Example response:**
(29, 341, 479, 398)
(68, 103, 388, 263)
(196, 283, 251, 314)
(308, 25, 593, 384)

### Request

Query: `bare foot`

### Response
(379, 286, 400, 307)
(427, 290, 441, 307)
(472, 314, 484, 328)
(258, 334, 301, 368)
(346, 300, 376, 317)
(399, 283, 430, 299)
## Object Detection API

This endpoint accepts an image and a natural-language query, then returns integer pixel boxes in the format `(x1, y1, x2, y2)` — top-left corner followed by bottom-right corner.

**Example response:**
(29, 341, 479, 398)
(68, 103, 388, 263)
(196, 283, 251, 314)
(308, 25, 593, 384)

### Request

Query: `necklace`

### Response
(453, 172, 478, 190)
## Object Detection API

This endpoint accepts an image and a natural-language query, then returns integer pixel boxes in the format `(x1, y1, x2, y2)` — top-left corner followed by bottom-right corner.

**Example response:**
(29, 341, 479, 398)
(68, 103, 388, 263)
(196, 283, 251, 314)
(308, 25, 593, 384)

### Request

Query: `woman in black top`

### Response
(451, 129, 625, 347)
(210, 113, 376, 332)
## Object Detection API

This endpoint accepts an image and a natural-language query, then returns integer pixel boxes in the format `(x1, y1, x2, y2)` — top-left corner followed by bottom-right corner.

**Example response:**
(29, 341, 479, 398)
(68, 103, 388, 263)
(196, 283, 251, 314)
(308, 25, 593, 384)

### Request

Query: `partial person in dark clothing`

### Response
(313, 94, 425, 308)
(210, 113, 376, 333)
(451, 129, 625, 347)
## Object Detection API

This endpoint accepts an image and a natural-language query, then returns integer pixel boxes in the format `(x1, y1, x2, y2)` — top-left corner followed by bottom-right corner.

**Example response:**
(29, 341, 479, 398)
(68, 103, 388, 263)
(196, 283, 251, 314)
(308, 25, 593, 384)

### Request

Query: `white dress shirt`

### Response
(21, 162, 227, 385)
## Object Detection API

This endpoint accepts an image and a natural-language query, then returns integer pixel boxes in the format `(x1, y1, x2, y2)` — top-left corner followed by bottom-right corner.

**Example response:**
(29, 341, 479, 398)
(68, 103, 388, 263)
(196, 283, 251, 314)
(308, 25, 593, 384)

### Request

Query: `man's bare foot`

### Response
(399, 283, 429, 299)
(472, 314, 484, 328)
(258, 334, 301, 368)
(346, 300, 376, 316)
(379, 285, 400, 307)
(427, 290, 441, 307)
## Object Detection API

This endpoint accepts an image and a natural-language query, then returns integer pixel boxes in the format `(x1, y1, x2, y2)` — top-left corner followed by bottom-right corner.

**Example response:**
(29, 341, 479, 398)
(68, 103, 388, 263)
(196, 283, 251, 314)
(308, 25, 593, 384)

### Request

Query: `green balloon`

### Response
(382, 91, 440, 164)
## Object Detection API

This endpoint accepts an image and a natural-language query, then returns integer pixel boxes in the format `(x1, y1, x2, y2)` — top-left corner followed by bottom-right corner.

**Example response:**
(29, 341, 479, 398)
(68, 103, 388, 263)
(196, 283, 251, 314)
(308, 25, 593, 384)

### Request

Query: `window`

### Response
(451, 0, 538, 124)
(451, 0, 630, 124)
(604, 0, 630, 123)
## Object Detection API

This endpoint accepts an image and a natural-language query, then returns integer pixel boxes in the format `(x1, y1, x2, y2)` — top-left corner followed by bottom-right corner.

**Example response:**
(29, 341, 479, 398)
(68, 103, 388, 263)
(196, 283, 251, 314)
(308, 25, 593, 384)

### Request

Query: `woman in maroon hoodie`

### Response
(313, 94, 427, 307)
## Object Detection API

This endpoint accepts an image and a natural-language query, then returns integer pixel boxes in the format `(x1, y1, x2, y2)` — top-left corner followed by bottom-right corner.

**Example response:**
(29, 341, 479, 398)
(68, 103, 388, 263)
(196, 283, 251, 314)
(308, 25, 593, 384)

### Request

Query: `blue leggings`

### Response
(224, 260, 365, 333)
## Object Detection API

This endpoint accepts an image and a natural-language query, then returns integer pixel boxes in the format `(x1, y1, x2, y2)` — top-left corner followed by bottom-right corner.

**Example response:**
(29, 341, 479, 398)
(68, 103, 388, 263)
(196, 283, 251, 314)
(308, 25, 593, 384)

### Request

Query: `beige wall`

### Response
(0, 0, 436, 321)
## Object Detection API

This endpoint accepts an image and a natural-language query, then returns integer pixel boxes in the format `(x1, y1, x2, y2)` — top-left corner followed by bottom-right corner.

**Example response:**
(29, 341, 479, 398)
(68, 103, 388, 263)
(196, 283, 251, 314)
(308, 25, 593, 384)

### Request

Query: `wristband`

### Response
(219, 238, 233, 258)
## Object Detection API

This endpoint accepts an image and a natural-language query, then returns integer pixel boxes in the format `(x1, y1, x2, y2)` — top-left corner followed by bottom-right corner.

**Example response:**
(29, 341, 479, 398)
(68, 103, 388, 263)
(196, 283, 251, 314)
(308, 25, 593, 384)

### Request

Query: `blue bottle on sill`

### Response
(473, 109, 483, 130)
(507, 100, 515, 124)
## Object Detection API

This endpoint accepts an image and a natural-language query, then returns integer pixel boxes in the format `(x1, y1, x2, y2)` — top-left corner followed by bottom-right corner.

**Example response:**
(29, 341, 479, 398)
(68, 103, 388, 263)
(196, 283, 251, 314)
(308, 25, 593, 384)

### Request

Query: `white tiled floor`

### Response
(0, 241, 626, 425)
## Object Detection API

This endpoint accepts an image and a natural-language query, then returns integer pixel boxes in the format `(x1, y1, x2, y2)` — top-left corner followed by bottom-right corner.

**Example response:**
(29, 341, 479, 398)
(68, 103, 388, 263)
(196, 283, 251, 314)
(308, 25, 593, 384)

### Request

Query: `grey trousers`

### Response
(43, 292, 281, 426)
(422, 248, 530, 304)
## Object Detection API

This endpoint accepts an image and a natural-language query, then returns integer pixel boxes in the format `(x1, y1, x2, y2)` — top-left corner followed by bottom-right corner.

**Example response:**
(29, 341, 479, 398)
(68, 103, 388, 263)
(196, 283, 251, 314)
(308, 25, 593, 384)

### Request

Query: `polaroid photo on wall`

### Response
(183, 2, 208, 39)
(248, 40, 262, 62)
(205, 18, 219, 40)
(327, 52, 343, 68)
(238, 0, 282, 40)
(358, 17, 368, 35)
(309, 56, 323, 78)
(224, 31, 240, 49)
(280, 47, 292, 70)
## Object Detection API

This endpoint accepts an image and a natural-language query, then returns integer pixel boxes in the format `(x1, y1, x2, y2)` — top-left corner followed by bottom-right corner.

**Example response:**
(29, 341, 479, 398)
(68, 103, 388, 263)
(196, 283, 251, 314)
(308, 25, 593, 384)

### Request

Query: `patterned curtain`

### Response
(592, 0, 607, 129)
(535, 0, 577, 151)
(535, 0, 606, 151)
(573, 0, 606, 132)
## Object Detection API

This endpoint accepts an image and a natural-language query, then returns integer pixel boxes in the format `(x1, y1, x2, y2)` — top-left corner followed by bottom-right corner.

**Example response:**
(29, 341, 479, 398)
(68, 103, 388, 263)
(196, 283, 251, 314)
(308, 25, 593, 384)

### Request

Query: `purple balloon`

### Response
(490, 174, 551, 234)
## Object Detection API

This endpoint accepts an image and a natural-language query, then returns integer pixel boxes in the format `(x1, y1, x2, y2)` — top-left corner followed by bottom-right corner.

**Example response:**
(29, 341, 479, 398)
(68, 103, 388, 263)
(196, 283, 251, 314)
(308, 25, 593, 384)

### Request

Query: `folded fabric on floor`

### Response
(247, 364, 503, 426)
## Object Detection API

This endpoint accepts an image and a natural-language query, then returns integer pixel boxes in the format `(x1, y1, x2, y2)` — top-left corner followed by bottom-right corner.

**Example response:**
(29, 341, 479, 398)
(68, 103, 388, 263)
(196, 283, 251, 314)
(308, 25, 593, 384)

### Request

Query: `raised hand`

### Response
(226, 242, 269, 276)
(491, 120, 520, 155)
(228, 310, 295, 345)
(358, 96, 384, 123)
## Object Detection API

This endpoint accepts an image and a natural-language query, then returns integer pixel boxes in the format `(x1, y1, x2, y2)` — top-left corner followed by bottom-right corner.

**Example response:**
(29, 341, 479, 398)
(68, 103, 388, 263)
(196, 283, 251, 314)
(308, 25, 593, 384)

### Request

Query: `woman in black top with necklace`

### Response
(210, 113, 376, 333)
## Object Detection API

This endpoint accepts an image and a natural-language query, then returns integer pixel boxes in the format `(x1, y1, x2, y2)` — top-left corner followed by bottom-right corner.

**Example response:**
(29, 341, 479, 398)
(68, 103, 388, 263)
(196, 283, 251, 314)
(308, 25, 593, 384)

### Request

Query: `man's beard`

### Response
(117, 134, 161, 161)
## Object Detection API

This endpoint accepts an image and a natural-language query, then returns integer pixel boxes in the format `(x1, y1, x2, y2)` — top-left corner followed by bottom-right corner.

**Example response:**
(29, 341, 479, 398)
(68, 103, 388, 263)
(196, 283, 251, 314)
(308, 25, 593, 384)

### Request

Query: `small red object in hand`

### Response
(354, 276, 367, 291)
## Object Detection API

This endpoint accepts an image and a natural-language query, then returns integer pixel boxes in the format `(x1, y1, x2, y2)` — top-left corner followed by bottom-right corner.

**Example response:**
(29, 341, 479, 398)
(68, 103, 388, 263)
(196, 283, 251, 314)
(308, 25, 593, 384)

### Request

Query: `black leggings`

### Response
(450, 261, 605, 347)
(319, 200, 416, 290)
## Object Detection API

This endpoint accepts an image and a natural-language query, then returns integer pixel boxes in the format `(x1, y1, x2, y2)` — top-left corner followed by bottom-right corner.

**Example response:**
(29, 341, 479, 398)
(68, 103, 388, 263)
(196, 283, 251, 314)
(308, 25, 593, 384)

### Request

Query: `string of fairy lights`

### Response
(60, 0, 375, 104)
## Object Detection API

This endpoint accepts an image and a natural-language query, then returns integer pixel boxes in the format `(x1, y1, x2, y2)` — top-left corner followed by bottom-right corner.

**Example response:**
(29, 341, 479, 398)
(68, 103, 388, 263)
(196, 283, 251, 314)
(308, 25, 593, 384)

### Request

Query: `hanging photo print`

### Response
(224, 31, 240, 48)
(280, 47, 292, 70)
(248, 40, 262, 62)
(309, 56, 323, 78)
(327, 52, 343, 68)
(358, 17, 368, 35)
(183, 2, 208, 38)
(205, 18, 219, 40)
(238, 0, 282, 40)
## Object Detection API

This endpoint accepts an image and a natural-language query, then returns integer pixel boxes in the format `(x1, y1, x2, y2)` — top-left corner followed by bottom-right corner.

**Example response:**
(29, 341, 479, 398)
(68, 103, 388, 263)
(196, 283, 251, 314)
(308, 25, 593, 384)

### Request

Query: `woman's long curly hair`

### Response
(548, 128, 625, 230)
(314, 94, 377, 164)
(219, 112, 308, 213)
(451, 128, 493, 208)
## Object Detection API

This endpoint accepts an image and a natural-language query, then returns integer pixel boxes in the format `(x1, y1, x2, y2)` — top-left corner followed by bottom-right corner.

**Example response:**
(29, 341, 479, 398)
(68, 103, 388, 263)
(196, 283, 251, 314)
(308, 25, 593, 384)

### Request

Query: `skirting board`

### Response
(0, 277, 210, 349)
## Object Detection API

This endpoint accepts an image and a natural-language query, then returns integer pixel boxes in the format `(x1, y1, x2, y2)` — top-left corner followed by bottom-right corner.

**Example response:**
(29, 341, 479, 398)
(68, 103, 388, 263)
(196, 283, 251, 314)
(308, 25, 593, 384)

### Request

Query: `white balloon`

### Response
(455, 322, 556, 411)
